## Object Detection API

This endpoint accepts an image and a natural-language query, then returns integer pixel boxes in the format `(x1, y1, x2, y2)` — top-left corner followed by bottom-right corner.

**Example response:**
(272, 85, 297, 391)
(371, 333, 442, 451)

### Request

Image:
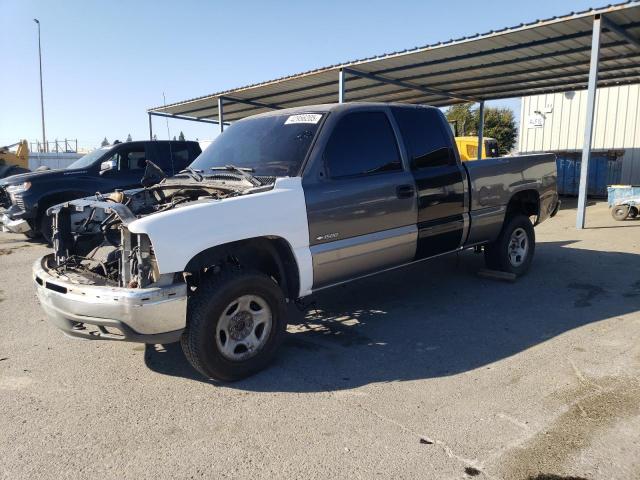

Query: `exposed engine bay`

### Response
(46, 178, 273, 289)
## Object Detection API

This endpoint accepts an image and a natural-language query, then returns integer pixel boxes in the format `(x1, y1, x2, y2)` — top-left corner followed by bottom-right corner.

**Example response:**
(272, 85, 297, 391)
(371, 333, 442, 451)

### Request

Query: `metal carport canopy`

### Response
(148, 1, 640, 228)
(149, 2, 640, 121)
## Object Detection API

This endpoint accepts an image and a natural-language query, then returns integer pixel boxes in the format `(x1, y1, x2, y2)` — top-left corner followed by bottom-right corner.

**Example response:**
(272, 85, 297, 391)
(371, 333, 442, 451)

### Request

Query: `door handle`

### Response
(396, 184, 415, 199)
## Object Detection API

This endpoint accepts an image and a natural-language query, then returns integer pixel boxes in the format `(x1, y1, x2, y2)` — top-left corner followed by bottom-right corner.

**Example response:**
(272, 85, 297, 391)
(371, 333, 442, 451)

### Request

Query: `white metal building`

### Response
(519, 84, 640, 184)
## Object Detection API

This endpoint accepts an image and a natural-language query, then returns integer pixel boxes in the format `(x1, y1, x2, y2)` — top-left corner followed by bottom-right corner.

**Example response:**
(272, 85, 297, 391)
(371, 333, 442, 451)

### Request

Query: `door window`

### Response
(114, 147, 147, 172)
(392, 107, 455, 169)
(324, 112, 402, 179)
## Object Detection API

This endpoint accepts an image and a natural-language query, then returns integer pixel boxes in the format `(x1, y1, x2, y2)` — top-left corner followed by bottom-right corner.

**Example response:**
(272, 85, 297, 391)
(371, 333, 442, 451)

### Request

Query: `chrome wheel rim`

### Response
(508, 227, 528, 267)
(216, 294, 272, 361)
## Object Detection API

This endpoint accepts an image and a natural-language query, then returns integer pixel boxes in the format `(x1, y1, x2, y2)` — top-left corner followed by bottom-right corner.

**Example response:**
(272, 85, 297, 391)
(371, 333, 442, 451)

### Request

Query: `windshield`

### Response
(67, 147, 111, 169)
(190, 113, 324, 177)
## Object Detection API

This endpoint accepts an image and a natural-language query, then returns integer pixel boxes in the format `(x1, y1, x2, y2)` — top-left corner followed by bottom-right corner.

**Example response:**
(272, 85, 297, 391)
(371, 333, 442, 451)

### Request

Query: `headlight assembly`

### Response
(6, 181, 31, 194)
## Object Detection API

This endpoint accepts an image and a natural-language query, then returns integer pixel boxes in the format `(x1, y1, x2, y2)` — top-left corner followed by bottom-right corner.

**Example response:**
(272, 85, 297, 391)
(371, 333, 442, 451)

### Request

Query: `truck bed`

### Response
(463, 153, 557, 245)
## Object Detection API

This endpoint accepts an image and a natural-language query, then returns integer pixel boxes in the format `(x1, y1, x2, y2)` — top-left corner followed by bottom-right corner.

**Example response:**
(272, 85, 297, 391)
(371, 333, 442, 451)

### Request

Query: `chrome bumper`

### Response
(33, 255, 187, 344)
(1, 213, 31, 234)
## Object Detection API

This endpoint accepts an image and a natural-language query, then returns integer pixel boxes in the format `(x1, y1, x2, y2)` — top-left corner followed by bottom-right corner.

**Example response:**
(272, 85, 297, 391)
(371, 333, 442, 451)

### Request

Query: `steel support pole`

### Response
(34, 19, 47, 152)
(148, 113, 153, 140)
(338, 69, 346, 103)
(577, 15, 602, 230)
(218, 97, 225, 133)
(477, 101, 485, 161)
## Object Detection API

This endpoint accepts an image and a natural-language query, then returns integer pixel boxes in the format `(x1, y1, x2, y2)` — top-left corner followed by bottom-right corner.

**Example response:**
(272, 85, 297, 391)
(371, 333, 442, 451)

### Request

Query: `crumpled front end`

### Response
(34, 182, 241, 342)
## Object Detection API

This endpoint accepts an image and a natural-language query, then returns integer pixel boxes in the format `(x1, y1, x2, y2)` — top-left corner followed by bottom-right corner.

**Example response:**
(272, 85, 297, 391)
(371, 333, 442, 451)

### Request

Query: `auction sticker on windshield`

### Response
(284, 114, 322, 125)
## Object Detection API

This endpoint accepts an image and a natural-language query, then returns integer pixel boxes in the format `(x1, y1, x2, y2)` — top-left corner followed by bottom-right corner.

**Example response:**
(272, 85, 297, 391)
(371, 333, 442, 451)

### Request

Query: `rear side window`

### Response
(324, 112, 402, 179)
(392, 107, 456, 169)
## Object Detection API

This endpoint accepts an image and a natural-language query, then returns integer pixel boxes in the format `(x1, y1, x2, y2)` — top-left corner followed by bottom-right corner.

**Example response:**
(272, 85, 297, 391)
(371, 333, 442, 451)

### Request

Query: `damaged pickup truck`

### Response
(33, 103, 559, 381)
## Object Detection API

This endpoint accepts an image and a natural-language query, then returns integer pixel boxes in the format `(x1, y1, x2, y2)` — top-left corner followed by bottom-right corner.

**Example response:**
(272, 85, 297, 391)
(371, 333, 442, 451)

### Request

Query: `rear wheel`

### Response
(611, 205, 630, 221)
(181, 269, 287, 381)
(484, 214, 535, 277)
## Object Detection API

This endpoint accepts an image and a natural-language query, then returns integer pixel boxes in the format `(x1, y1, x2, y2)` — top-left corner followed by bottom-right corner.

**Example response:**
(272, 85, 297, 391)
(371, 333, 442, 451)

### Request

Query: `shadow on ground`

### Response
(145, 240, 640, 391)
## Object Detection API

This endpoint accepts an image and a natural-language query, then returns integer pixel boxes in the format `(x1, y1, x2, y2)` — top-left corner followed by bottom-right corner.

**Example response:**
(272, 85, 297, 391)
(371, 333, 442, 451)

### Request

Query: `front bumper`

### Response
(1, 213, 32, 234)
(33, 254, 187, 344)
(1, 202, 33, 234)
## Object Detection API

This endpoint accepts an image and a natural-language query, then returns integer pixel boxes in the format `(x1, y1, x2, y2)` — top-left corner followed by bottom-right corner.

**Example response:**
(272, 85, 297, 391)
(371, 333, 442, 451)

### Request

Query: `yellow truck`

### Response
(455, 136, 500, 162)
(0, 140, 30, 178)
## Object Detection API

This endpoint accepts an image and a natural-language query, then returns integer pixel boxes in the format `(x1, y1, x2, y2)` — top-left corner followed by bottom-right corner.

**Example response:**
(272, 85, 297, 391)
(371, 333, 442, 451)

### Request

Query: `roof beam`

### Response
(162, 96, 281, 118)
(219, 95, 283, 110)
(148, 111, 228, 125)
(602, 15, 640, 49)
(342, 67, 478, 103)
(387, 71, 640, 108)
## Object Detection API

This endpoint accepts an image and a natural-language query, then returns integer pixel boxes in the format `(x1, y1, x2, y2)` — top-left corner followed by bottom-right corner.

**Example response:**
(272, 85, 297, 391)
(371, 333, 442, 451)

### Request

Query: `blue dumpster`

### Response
(555, 151, 623, 197)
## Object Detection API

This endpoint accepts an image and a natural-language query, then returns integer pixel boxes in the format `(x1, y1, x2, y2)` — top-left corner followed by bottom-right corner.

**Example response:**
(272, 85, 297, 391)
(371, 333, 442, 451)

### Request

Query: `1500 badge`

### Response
(316, 232, 339, 241)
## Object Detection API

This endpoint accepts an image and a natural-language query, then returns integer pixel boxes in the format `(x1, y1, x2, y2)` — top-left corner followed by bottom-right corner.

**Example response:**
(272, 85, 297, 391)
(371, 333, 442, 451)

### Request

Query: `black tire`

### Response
(611, 205, 630, 221)
(484, 214, 535, 277)
(628, 206, 638, 219)
(181, 269, 287, 381)
(39, 213, 53, 245)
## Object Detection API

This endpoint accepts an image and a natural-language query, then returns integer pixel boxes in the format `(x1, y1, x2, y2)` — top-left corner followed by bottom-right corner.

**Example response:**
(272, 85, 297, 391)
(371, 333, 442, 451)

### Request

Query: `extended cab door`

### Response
(302, 108, 418, 289)
(391, 106, 468, 259)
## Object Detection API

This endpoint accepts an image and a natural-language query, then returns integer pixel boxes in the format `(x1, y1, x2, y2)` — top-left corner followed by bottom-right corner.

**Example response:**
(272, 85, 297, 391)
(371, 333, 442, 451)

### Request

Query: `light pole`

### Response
(34, 18, 47, 152)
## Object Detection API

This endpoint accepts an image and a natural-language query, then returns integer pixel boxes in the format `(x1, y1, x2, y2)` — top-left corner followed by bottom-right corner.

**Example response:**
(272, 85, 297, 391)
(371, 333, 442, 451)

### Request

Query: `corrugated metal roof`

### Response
(149, 1, 640, 123)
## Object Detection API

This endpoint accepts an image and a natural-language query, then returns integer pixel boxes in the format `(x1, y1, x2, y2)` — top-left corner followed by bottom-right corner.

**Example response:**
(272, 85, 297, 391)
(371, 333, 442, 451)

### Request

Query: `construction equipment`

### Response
(0, 140, 30, 179)
(455, 136, 500, 162)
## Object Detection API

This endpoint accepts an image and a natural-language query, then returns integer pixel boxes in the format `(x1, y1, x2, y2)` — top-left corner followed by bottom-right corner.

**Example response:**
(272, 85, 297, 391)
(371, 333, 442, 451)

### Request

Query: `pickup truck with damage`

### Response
(32, 103, 559, 381)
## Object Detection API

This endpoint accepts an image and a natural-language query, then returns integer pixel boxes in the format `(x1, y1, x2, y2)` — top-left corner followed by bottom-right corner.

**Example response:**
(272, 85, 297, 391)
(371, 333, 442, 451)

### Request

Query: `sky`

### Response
(1, 0, 608, 150)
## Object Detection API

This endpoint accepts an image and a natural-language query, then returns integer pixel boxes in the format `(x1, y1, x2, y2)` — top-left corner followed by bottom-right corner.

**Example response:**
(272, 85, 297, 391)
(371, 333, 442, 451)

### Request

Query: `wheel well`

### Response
(506, 190, 540, 222)
(37, 191, 89, 226)
(184, 237, 300, 299)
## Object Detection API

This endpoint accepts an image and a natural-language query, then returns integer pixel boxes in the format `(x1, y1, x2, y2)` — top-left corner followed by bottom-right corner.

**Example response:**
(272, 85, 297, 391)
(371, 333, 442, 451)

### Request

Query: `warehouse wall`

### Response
(519, 84, 640, 184)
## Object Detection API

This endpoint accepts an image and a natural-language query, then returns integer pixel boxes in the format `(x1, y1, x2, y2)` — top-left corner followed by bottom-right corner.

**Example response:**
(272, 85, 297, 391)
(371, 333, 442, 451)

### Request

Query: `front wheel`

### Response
(181, 269, 288, 381)
(484, 214, 535, 277)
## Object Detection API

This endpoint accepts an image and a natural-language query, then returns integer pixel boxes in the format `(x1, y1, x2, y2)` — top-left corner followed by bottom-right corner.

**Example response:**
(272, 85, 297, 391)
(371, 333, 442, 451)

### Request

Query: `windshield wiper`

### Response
(178, 167, 203, 182)
(209, 165, 262, 186)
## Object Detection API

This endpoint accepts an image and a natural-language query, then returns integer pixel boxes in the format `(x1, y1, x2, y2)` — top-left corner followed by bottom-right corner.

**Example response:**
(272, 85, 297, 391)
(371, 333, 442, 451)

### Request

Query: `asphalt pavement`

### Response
(1, 199, 639, 479)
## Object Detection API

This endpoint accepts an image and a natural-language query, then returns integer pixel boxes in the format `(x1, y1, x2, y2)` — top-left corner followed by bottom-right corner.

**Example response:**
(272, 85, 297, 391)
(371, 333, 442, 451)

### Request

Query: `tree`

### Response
(172, 135, 177, 141)
(101, 137, 109, 147)
(445, 103, 476, 136)
(126, 134, 132, 142)
(483, 107, 517, 155)
(152, 134, 157, 141)
(178, 131, 185, 141)
(445, 103, 518, 154)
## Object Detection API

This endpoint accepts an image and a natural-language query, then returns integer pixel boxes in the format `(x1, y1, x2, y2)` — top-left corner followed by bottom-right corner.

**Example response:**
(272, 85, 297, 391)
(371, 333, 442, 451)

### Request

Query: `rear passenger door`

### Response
(303, 109, 418, 289)
(392, 107, 467, 259)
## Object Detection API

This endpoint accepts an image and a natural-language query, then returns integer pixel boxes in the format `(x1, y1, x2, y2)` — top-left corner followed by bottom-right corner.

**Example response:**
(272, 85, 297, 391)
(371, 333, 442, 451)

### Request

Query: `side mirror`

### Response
(99, 159, 117, 175)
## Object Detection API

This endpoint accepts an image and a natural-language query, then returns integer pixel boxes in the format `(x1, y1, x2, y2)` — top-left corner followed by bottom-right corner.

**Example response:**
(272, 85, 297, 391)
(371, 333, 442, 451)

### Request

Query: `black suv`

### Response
(0, 140, 201, 241)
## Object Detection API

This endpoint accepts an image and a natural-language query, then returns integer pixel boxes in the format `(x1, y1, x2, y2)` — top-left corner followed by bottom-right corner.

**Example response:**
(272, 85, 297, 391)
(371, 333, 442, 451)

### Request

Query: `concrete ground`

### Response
(1, 199, 639, 480)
